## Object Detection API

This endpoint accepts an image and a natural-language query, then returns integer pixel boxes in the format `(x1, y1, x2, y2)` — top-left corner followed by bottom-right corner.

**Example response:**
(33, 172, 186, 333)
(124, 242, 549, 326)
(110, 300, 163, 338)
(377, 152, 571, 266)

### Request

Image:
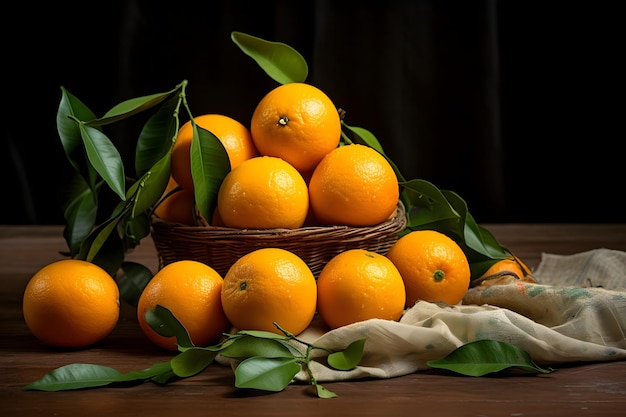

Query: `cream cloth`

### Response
(533, 248, 626, 290)
(220, 249, 626, 382)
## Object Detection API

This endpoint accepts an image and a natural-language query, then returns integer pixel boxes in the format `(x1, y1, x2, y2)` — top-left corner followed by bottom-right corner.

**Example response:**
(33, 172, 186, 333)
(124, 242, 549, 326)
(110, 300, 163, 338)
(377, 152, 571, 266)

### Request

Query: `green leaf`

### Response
(150, 368, 179, 385)
(462, 212, 511, 260)
(399, 179, 460, 230)
(146, 305, 193, 349)
(118, 261, 153, 307)
(115, 361, 173, 383)
(427, 340, 553, 377)
(219, 335, 297, 359)
(71, 213, 126, 275)
(79, 123, 126, 201)
(85, 85, 181, 127)
(78, 206, 128, 265)
(327, 338, 366, 371)
(121, 211, 152, 250)
(23, 364, 121, 391)
(135, 93, 180, 177)
(61, 174, 98, 256)
(190, 124, 230, 220)
(127, 153, 171, 216)
(401, 179, 455, 210)
(342, 122, 385, 152)
(314, 383, 338, 398)
(23, 362, 179, 392)
(170, 348, 217, 377)
(57, 87, 99, 190)
(234, 357, 300, 392)
(231, 31, 308, 84)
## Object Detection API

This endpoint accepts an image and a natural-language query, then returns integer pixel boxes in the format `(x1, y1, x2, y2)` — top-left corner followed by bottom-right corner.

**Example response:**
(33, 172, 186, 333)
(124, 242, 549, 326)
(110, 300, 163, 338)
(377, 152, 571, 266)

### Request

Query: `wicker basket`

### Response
(151, 201, 407, 278)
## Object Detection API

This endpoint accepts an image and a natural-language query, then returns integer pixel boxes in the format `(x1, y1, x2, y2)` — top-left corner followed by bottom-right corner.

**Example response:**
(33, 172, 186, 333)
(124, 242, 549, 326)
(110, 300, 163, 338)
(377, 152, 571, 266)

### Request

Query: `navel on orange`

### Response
(217, 156, 309, 229)
(221, 248, 317, 336)
(22, 259, 120, 348)
(250, 82, 341, 173)
(386, 230, 470, 306)
(308, 144, 399, 226)
(170, 114, 258, 191)
(137, 260, 230, 351)
(316, 249, 406, 329)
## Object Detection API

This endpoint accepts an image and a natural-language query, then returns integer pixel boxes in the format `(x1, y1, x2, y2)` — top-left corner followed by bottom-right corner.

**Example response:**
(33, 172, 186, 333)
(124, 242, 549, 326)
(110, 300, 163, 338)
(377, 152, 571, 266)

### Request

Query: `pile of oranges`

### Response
(156, 82, 399, 229)
(22, 81, 530, 351)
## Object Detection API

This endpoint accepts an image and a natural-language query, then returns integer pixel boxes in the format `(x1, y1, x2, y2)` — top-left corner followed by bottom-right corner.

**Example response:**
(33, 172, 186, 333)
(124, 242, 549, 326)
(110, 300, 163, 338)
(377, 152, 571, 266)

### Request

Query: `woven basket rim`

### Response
(151, 201, 407, 277)
(150, 200, 407, 238)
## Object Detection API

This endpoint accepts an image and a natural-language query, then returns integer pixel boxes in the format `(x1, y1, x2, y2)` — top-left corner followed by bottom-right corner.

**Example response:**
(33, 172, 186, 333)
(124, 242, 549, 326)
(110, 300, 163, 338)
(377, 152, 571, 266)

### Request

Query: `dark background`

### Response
(2, 1, 623, 225)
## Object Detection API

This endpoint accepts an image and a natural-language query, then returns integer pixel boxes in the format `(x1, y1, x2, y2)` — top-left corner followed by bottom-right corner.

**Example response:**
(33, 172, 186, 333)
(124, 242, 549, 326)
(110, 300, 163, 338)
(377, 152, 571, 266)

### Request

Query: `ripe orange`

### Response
(308, 144, 399, 226)
(316, 249, 406, 329)
(22, 259, 120, 348)
(153, 187, 196, 225)
(478, 256, 532, 281)
(170, 114, 258, 191)
(221, 248, 317, 336)
(386, 230, 470, 306)
(137, 260, 230, 351)
(250, 82, 341, 173)
(217, 156, 309, 229)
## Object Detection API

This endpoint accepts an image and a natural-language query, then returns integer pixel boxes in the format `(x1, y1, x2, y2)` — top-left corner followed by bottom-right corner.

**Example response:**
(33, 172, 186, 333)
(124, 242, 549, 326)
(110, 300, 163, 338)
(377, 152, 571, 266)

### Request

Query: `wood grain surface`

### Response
(1, 224, 625, 416)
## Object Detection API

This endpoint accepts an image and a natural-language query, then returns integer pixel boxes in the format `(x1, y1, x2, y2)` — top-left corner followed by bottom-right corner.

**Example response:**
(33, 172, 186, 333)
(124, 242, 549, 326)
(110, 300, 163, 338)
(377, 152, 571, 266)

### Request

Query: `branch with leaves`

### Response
(24, 306, 366, 398)
(24, 305, 551, 397)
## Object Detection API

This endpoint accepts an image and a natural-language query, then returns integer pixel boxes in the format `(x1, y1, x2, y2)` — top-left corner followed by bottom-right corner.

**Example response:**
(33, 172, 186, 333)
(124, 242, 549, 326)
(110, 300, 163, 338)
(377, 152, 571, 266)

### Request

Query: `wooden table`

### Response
(2, 224, 626, 416)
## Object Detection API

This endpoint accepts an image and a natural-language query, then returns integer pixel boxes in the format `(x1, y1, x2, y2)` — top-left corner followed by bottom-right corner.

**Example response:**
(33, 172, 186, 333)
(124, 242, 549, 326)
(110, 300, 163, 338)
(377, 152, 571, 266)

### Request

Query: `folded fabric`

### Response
(219, 249, 626, 382)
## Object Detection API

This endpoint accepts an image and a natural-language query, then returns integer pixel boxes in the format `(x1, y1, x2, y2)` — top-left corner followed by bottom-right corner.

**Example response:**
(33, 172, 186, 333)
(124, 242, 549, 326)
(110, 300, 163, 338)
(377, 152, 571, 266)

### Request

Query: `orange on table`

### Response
(316, 249, 406, 329)
(221, 248, 317, 336)
(22, 259, 120, 348)
(136, 260, 230, 351)
(386, 230, 470, 307)
(170, 114, 258, 191)
(308, 143, 399, 226)
(217, 156, 309, 229)
(250, 82, 341, 173)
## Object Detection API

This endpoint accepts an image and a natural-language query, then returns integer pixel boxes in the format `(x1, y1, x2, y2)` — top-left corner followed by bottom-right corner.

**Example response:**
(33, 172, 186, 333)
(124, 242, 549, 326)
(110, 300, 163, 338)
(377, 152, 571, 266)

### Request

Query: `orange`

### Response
(153, 187, 196, 225)
(170, 114, 259, 191)
(478, 256, 532, 281)
(316, 249, 406, 329)
(221, 248, 317, 336)
(250, 82, 341, 173)
(308, 144, 399, 226)
(386, 230, 470, 306)
(137, 260, 230, 351)
(217, 156, 309, 229)
(22, 259, 120, 348)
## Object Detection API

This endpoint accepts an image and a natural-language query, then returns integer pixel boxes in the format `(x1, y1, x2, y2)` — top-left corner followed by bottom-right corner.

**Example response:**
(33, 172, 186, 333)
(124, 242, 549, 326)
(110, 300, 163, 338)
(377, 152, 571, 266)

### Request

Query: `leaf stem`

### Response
(272, 322, 333, 354)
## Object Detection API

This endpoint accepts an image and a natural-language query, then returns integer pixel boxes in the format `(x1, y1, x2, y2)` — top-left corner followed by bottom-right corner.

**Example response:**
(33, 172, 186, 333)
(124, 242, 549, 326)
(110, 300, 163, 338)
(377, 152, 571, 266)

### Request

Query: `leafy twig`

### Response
(24, 307, 366, 398)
